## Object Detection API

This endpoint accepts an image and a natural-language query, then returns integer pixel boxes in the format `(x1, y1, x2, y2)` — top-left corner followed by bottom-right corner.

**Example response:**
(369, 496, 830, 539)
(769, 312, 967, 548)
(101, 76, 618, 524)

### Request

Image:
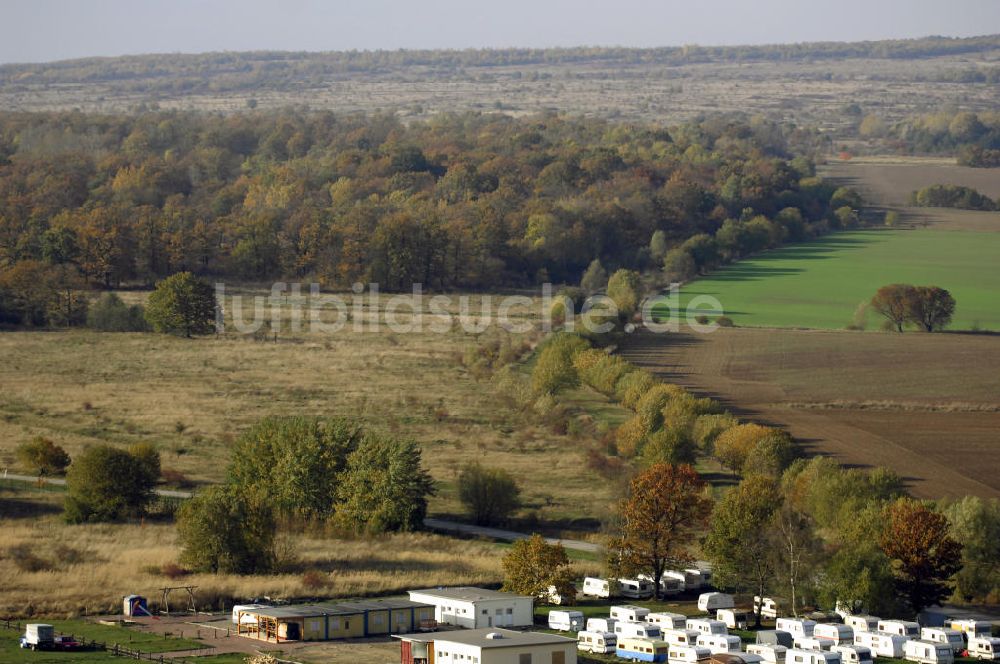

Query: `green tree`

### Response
(145, 271, 216, 337)
(458, 463, 521, 526)
(704, 476, 782, 626)
(177, 485, 276, 574)
(229, 416, 362, 521)
(64, 444, 158, 523)
(941, 496, 1000, 602)
(580, 258, 607, 294)
(501, 534, 577, 605)
(606, 269, 642, 320)
(649, 230, 669, 263)
(663, 247, 696, 281)
(335, 436, 435, 534)
(905, 286, 956, 332)
(16, 436, 71, 475)
(608, 463, 712, 600)
(879, 498, 963, 614)
(530, 332, 590, 394)
(87, 292, 148, 331)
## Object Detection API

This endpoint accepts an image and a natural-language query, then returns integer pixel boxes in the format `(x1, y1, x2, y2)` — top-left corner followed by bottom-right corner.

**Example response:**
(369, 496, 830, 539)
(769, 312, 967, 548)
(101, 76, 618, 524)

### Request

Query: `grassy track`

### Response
(660, 230, 1000, 331)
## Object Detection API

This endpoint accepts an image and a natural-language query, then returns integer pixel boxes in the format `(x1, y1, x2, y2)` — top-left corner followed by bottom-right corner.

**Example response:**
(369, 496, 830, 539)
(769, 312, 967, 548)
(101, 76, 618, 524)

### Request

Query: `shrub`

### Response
(145, 272, 216, 337)
(615, 369, 656, 410)
(87, 293, 148, 332)
(615, 414, 651, 457)
(458, 463, 522, 526)
(301, 569, 327, 590)
(530, 332, 590, 394)
(692, 413, 739, 454)
(16, 436, 70, 475)
(177, 485, 276, 574)
(716, 316, 734, 327)
(64, 444, 158, 523)
(714, 423, 780, 475)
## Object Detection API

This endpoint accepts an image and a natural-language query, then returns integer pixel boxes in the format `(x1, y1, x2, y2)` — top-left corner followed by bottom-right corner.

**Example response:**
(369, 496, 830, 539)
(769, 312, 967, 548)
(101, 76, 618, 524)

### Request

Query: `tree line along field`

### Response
(667, 228, 1000, 330)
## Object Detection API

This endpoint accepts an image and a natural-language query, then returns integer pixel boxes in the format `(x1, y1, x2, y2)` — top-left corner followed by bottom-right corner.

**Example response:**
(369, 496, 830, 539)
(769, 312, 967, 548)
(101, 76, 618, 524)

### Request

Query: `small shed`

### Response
(408, 587, 534, 629)
(123, 595, 148, 617)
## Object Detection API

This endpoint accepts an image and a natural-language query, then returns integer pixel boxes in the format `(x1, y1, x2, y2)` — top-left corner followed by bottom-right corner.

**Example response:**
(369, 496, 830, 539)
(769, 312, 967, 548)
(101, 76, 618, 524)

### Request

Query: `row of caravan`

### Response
(582, 568, 713, 599)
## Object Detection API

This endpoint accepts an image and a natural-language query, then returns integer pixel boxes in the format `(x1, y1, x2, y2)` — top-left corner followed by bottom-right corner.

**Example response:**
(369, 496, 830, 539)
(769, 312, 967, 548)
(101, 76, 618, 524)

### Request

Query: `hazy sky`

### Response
(3, 0, 1000, 64)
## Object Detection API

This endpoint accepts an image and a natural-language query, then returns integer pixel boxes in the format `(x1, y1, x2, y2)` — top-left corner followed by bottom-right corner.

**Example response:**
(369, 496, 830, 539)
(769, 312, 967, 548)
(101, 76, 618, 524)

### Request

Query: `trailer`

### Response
(747, 644, 788, 664)
(755, 596, 781, 619)
(853, 631, 908, 658)
(786, 649, 842, 664)
(613, 605, 652, 623)
(814, 624, 854, 646)
(696, 633, 742, 654)
(668, 644, 713, 664)
(843, 616, 879, 633)
(660, 628, 699, 647)
(620, 578, 656, 599)
(776, 618, 817, 639)
(717, 608, 751, 630)
(904, 640, 955, 664)
(699, 593, 735, 612)
(878, 620, 920, 638)
(582, 576, 612, 598)
(831, 645, 873, 664)
(757, 630, 794, 648)
(617, 621, 662, 639)
(968, 637, 1000, 661)
(617, 636, 670, 662)
(920, 628, 965, 654)
(950, 620, 992, 640)
(794, 637, 833, 652)
(687, 618, 729, 636)
(646, 612, 688, 630)
(20, 624, 54, 651)
(577, 630, 616, 654)
(587, 617, 617, 633)
(548, 610, 584, 632)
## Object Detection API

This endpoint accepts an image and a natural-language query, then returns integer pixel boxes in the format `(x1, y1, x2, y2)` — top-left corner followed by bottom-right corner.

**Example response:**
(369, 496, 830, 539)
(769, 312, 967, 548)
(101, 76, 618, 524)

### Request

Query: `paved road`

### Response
(422, 517, 603, 554)
(1, 470, 194, 499)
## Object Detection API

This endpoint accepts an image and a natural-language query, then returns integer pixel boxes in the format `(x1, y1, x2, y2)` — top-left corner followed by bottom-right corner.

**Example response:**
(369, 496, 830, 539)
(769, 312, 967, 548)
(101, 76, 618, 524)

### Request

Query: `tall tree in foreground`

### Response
(870, 284, 916, 332)
(145, 271, 216, 337)
(608, 463, 712, 600)
(502, 534, 577, 605)
(704, 475, 782, 626)
(879, 498, 963, 614)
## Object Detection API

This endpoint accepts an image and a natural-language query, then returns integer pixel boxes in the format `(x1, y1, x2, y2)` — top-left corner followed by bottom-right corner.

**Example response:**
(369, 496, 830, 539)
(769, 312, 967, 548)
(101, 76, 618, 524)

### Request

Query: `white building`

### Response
(408, 587, 534, 629)
(397, 628, 577, 664)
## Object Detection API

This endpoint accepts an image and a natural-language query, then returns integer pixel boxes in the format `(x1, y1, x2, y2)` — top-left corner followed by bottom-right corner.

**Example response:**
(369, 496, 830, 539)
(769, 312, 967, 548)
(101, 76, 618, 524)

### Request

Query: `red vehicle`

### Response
(53, 635, 81, 650)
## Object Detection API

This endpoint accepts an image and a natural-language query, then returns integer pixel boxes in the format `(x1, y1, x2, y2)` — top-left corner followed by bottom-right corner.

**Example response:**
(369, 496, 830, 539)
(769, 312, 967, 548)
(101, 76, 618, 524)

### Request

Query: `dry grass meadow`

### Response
(0, 290, 610, 617)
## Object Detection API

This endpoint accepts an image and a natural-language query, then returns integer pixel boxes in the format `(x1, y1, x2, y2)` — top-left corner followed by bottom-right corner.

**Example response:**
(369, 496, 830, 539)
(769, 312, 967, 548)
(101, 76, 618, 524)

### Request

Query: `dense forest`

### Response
(2, 35, 998, 95)
(0, 109, 860, 324)
(873, 110, 1000, 163)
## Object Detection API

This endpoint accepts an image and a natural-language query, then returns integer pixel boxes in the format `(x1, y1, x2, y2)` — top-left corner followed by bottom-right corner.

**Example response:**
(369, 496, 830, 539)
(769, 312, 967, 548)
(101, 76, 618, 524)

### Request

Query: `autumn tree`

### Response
(606, 269, 642, 320)
(905, 286, 956, 332)
(580, 258, 607, 294)
(16, 436, 71, 475)
(145, 271, 216, 337)
(879, 498, 963, 613)
(608, 463, 712, 599)
(501, 534, 577, 605)
(530, 332, 590, 394)
(704, 476, 782, 626)
(870, 284, 916, 332)
(714, 423, 794, 476)
(458, 463, 521, 526)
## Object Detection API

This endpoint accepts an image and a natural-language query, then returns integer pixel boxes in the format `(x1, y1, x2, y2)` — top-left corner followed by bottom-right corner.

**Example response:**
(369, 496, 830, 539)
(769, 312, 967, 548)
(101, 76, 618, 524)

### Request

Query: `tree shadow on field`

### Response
(706, 266, 805, 282)
(0, 496, 63, 519)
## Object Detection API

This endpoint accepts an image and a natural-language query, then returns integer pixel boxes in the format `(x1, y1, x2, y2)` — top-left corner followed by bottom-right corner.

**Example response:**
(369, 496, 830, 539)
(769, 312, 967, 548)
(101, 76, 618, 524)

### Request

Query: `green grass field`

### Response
(660, 230, 1000, 331)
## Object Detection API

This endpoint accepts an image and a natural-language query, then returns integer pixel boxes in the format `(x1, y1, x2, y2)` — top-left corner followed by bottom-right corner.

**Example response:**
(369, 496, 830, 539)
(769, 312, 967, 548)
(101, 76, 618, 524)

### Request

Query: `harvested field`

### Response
(820, 159, 1000, 231)
(621, 327, 1000, 500)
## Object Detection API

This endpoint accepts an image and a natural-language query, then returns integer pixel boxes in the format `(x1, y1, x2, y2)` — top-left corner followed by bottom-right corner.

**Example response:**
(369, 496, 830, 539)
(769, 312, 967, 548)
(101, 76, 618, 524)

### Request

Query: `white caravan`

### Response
(814, 624, 855, 647)
(620, 577, 656, 599)
(777, 618, 817, 639)
(794, 637, 833, 651)
(660, 628, 699, 647)
(669, 644, 713, 664)
(687, 618, 729, 636)
(639, 573, 684, 596)
(854, 631, 908, 658)
(548, 610, 585, 632)
(582, 577, 612, 598)
(699, 592, 735, 612)
(968, 637, 1000, 661)
(755, 596, 781, 619)
(717, 608, 751, 630)
(786, 649, 842, 664)
(697, 634, 742, 654)
(904, 640, 955, 664)
(684, 569, 707, 591)
(587, 617, 617, 633)
(831, 645, 873, 664)
(577, 630, 616, 655)
(878, 620, 921, 638)
(611, 605, 651, 623)
(664, 571, 689, 591)
(920, 628, 965, 654)
(647, 612, 688, 630)
(747, 644, 788, 664)
(616, 621, 662, 639)
(844, 616, 879, 634)
(949, 620, 991, 640)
